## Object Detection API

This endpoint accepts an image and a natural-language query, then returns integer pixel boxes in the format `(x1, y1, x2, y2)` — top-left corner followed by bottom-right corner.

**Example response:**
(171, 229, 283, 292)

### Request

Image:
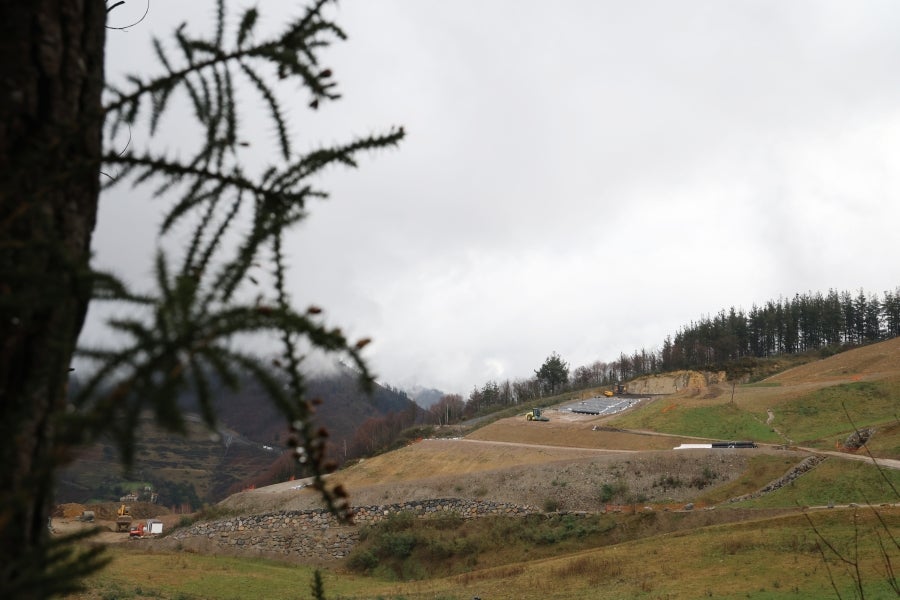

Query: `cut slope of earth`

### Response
(221, 410, 808, 514)
(225, 339, 900, 518)
(609, 337, 900, 457)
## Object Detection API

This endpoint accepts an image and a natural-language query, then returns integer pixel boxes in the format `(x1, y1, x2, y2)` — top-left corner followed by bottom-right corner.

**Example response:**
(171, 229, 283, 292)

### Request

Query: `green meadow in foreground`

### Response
(75, 506, 899, 600)
(71, 343, 900, 600)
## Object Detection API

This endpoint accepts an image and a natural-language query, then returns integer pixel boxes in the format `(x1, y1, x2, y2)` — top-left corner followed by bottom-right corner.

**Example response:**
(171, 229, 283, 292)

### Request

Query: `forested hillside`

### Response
(60, 287, 900, 507)
(659, 288, 900, 371)
(202, 365, 419, 456)
(58, 367, 422, 507)
(453, 286, 900, 420)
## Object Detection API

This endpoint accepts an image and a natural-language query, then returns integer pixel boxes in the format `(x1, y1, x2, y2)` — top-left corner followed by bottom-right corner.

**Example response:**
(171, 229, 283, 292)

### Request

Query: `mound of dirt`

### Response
(221, 411, 795, 515)
(331, 450, 757, 512)
(52, 502, 171, 521)
(224, 435, 804, 516)
(120, 502, 170, 519)
(54, 503, 86, 519)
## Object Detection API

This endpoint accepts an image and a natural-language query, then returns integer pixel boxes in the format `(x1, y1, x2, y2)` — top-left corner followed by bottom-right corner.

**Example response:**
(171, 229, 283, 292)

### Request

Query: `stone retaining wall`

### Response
(727, 455, 827, 503)
(167, 499, 537, 561)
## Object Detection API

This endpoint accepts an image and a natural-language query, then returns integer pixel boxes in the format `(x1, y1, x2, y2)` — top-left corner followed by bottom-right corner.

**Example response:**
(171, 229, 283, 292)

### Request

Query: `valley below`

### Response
(63, 338, 900, 600)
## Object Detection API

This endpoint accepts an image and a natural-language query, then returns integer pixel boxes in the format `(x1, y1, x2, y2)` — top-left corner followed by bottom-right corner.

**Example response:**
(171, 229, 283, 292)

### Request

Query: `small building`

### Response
(146, 519, 164, 535)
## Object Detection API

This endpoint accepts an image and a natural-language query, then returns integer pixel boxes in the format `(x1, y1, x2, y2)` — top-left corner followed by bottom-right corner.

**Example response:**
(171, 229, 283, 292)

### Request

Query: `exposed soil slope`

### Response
(222, 411, 802, 514)
(225, 339, 900, 517)
(60, 338, 900, 538)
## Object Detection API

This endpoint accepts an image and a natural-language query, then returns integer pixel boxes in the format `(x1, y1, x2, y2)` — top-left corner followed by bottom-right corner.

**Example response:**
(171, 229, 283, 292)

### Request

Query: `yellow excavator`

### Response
(525, 408, 550, 422)
(115, 504, 133, 532)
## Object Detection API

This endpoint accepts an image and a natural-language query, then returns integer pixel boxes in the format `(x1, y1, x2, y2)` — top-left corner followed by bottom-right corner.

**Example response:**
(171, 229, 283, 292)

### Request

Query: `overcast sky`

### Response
(93, 0, 900, 396)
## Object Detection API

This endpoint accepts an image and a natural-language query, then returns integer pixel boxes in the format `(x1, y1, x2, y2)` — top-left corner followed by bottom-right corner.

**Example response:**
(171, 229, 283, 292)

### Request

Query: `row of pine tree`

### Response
(455, 286, 900, 418)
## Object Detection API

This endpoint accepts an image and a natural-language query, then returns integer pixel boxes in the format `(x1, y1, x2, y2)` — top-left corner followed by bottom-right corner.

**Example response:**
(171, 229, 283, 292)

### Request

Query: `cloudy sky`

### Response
(93, 0, 900, 396)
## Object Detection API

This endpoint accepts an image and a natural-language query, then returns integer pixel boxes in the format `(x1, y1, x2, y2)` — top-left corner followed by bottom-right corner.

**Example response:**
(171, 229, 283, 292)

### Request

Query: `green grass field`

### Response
(69, 341, 900, 599)
(693, 454, 803, 504)
(610, 400, 780, 442)
(609, 379, 900, 455)
(734, 459, 900, 509)
(775, 381, 900, 443)
(74, 507, 899, 600)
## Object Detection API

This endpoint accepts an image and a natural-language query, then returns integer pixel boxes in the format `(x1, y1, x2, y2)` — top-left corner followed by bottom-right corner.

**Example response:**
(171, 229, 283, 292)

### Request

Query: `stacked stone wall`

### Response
(727, 455, 827, 503)
(166, 498, 537, 561)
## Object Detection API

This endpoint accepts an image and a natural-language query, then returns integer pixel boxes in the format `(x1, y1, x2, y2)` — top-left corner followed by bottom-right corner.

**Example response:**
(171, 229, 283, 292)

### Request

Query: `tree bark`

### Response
(0, 0, 105, 593)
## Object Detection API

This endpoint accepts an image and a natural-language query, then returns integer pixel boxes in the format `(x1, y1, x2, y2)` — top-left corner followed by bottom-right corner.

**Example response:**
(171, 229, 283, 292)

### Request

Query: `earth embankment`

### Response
(222, 412, 804, 515)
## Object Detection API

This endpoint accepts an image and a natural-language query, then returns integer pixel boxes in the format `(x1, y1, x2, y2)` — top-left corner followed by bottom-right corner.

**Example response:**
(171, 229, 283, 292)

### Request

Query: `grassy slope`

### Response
(57, 416, 277, 504)
(75, 508, 899, 600)
(610, 337, 900, 458)
(610, 400, 782, 442)
(735, 458, 900, 508)
(776, 380, 900, 446)
(73, 339, 900, 599)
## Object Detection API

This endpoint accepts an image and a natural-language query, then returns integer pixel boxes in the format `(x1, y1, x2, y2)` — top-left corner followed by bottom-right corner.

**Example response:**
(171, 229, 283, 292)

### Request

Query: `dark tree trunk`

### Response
(0, 0, 105, 594)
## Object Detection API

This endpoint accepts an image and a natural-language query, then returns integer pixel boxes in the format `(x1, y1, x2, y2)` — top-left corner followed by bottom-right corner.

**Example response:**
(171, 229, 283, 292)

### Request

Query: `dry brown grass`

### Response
(771, 337, 900, 384)
(67, 339, 900, 600)
(222, 338, 900, 518)
(465, 411, 699, 450)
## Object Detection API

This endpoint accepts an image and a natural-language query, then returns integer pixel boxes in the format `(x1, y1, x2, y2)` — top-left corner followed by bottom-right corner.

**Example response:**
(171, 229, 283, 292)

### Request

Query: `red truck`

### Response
(129, 519, 164, 538)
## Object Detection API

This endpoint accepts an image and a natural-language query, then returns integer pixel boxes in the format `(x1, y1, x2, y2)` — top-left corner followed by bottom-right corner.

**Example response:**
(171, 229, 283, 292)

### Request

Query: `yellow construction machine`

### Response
(525, 408, 550, 422)
(115, 504, 133, 532)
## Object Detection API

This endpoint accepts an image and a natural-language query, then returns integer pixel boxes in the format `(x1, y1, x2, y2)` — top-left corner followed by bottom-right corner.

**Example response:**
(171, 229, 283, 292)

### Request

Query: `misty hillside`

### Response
(58, 367, 420, 507)
(198, 364, 417, 450)
(407, 386, 445, 409)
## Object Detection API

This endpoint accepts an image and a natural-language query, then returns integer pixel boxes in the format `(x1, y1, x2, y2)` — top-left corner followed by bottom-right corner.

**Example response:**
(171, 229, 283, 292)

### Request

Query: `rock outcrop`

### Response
(626, 370, 728, 395)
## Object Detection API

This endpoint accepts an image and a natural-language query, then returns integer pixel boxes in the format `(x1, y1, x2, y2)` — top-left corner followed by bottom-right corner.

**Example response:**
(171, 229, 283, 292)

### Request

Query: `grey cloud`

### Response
(93, 1, 900, 395)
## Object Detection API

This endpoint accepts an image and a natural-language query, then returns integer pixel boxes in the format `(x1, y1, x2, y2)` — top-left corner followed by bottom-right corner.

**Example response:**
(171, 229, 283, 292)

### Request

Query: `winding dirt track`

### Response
(53, 339, 900, 553)
(223, 408, 806, 515)
(229, 389, 899, 515)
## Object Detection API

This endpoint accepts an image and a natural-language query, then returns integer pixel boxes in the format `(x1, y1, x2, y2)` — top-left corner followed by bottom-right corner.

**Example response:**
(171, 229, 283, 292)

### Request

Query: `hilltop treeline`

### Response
(438, 286, 900, 422)
(659, 288, 900, 373)
(229, 287, 900, 466)
(234, 287, 900, 460)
